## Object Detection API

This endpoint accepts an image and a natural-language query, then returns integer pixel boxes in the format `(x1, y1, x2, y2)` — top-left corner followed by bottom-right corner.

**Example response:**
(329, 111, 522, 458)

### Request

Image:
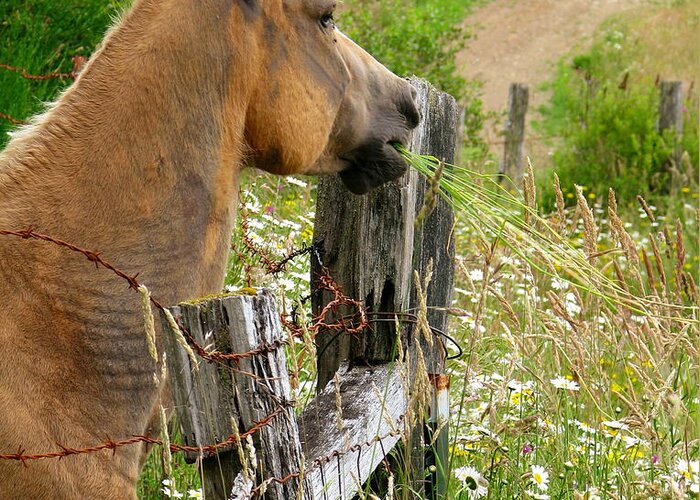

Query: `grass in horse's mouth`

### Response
(393, 143, 696, 327)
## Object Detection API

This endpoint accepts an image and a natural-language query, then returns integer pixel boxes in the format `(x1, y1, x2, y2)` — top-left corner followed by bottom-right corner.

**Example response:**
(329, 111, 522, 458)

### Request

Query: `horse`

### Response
(0, 0, 419, 497)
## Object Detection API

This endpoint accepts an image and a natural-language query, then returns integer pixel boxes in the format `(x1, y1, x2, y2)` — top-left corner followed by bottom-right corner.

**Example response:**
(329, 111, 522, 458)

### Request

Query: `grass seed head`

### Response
(575, 185, 599, 262)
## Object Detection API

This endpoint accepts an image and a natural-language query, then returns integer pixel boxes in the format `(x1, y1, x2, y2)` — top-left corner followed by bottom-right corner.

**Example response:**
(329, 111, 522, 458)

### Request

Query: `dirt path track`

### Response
(458, 0, 643, 117)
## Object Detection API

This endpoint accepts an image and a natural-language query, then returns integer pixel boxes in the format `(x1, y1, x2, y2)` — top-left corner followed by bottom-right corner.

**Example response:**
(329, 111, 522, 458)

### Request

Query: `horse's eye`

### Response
(319, 12, 335, 30)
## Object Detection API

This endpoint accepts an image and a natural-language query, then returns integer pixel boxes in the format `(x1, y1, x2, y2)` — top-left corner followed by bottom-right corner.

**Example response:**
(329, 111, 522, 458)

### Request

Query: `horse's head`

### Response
(240, 0, 420, 195)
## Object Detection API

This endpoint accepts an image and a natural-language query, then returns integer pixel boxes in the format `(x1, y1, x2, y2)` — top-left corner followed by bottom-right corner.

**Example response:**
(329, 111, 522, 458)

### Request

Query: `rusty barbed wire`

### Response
(0, 226, 419, 482)
(0, 57, 87, 126)
(313, 273, 369, 335)
(0, 228, 294, 364)
(0, 57, 85, 81)
(237, 205, 315, 275)
(0, 407, 285, 465)
(0, 112, 27, 125)
(0, 226, 381, 364)
(235, 204, 370, 336)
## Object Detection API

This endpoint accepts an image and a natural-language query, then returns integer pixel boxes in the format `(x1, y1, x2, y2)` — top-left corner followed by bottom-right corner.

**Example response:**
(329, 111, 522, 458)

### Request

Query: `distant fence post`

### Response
(499, 83, 529, 187)
(311, 78, 459, 499)
(161, 291, 310, 500)
(658, 80, 684, 191)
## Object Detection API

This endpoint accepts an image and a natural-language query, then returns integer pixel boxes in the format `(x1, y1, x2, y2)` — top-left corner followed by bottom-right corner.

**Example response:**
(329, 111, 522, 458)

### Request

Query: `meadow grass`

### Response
(221, 146, 698, 499)
(395, 148, 698, 499)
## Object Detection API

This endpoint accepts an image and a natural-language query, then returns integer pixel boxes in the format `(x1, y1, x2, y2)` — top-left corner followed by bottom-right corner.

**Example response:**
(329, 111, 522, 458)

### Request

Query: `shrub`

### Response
(339, 0, 471, 101)
(535, 26, 699, 211)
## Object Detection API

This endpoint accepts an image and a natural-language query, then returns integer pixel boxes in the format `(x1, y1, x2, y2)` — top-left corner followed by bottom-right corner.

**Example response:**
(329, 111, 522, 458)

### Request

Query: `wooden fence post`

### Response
(311, 78, 459, 498)
(499, 83, 529, 187)
(161, 291, 310, 500)
(658, 81, 684, 190)
(162, 79, 461, 500)
(162, 290, 412, 499)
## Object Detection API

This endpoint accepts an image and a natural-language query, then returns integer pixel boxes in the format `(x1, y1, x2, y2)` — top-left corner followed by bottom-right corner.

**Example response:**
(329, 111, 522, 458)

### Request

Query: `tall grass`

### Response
(227, 148, 698, 498)
(394, 147, 698, 498)
(398, 145, 698, 321)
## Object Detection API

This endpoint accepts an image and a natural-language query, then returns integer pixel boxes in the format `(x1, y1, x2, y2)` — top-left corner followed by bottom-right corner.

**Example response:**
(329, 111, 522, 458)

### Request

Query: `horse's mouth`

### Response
(338, 139, 409, 195)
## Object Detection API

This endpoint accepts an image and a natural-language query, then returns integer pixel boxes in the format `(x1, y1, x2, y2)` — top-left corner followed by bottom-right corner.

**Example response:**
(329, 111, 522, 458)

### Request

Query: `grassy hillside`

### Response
(0, 1, 129, 143)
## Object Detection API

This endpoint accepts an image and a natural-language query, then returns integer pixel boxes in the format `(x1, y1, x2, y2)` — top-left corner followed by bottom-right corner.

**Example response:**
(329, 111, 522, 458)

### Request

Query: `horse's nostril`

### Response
(403, 96, 420, 130)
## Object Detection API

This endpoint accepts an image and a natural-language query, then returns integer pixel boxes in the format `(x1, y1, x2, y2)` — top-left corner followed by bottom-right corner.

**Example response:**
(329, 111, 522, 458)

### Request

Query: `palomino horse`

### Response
(0, 0, 419, 497)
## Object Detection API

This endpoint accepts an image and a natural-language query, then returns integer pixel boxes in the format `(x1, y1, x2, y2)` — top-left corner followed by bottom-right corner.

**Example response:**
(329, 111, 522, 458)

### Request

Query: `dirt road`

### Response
(458, 0, 643, 120)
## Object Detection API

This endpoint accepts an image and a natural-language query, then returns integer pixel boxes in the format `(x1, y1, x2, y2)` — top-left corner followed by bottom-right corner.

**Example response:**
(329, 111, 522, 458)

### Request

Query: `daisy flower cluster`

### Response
(446, 198, 697, 498)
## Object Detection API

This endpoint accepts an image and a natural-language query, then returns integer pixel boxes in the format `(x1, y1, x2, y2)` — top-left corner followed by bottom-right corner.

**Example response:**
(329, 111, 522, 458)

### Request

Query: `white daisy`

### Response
(676, 459, 700, 493)
(563, 292, 581, 315)
(601, 420, 628, 433)
(468, 269, 484, 282)
(550, 376, 580, 391)
(454, 466, 488, 498)
(676, 458, 700, 479)
(161, 486, 184, 499)
(530, 464, 550, 491)
(550, 278, 569, 290)
(286, 176, 308, 188)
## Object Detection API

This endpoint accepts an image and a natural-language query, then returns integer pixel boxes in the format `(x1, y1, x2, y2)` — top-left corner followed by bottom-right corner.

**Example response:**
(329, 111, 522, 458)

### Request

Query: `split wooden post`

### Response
(311, 78, 459, 499)
(658, 81, 684, 191)
(499, 83, 529, 187)
(161, 291, 310, 500)
(297, 363, 407, 499)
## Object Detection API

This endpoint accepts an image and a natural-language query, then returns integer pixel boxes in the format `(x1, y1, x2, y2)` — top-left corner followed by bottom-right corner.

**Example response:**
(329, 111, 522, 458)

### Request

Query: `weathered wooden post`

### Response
(658, 80, 684, 190)
(163, 292, 412, 500)
(162, 79, 461, 500)
(499, 83, 529, 187)
(161, 291, 310, 500)
(311, 78, 459, 499)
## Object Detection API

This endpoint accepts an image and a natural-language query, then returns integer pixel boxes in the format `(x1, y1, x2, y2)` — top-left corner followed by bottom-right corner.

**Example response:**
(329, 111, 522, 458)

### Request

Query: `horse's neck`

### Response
(0, 0, 246, 303)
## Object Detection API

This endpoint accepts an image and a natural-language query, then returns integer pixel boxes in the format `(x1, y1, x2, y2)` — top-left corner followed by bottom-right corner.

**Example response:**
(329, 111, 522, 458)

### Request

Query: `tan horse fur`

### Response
(0, 0, 418, 497)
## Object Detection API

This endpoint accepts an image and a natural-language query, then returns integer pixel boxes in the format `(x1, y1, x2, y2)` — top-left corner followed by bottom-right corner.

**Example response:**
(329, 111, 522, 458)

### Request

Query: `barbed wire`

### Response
(0, 407, 286, 465)
(0, 112, 26, 125)
(0, 58, 86, 126)
(0, 228, 309, 364)
(238, 206, 313, 276)
(235, 205, 370, 336)
(0, 224, 422, 498)
(0, 57, 84, 81)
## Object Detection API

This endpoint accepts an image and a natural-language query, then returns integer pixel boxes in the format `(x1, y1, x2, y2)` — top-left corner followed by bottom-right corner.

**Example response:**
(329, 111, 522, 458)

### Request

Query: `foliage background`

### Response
(534, 4, 699, 213)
